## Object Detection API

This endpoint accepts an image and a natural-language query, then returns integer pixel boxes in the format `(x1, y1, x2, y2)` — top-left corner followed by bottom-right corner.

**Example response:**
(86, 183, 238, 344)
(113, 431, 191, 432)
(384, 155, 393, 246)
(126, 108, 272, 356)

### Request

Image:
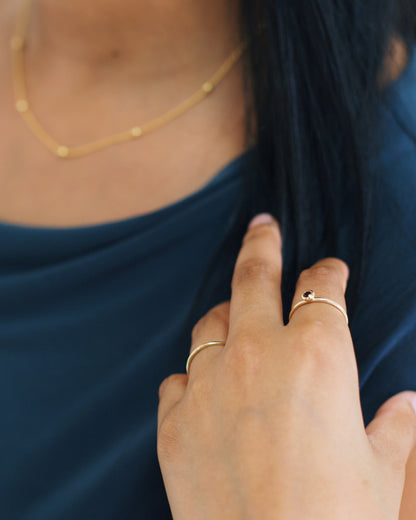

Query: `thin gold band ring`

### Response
(289, 290, 349, 326)
(186, 341, 226, 374)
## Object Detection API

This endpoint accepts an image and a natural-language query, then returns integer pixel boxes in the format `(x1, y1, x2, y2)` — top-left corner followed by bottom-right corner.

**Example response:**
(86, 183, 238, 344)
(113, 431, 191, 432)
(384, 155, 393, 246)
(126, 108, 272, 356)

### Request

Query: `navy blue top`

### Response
(1, 45, 416, 519)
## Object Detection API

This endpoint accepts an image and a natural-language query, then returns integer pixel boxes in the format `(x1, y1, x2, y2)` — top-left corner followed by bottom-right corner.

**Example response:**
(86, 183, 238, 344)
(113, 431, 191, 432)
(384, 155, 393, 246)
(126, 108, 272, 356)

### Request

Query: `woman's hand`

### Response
(157, 213, 416, 520)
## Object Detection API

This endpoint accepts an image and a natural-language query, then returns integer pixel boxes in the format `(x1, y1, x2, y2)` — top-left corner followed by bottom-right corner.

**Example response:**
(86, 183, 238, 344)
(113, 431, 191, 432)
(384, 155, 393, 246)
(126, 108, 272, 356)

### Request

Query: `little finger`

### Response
(158, 373, 188, 431)
(288, 257, 349, 334)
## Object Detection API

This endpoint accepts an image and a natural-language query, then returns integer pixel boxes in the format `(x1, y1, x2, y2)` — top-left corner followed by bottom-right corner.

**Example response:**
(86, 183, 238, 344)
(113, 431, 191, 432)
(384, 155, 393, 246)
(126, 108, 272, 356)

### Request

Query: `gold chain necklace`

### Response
(10, 0, 247, 159)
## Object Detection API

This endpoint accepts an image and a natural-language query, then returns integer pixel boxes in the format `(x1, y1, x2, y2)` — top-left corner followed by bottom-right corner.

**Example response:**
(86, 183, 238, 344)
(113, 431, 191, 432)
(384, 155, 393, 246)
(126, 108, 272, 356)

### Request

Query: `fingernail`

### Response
(412, 395, 416, 416)
(247, 213, 277, 230)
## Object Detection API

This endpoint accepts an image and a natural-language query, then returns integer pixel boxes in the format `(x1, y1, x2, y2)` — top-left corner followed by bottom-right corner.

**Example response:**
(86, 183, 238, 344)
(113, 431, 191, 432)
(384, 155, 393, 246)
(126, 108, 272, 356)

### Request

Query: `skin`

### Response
(0, 0, 412, 516)
(158, 215, 416, 519)
(0, 0, 245, 226)
(0, 1, 407, 227)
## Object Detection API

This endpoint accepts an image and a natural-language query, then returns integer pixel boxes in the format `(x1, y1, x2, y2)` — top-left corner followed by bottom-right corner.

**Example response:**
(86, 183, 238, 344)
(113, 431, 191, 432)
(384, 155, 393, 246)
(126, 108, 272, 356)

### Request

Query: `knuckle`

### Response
(191, 319, 203, 343)
(298, 258, 348, 289)
(157, 413, 184, 465)
(233, 328, 264, 353)
(292, 321, 336, 371)
(158, 373, 183, 400)
(370, 402, 416, 473)
(187, 376, 212, 408)
(299, 264, 339, 286)
(233, 258, 277, 288)
(325, 258, 349, 279)
(244, 223, 276, 243)
(391, 401, 416, 441)
(296, 319, 327, 345)
(209, 301, 230, 326)
(224, 331, 265, 374)
(191, 302, 230, 343)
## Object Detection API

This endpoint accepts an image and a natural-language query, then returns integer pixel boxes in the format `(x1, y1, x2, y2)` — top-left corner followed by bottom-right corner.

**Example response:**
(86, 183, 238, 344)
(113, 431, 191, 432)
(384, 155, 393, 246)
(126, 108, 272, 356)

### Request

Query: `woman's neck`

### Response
(16, 0, 241, 86)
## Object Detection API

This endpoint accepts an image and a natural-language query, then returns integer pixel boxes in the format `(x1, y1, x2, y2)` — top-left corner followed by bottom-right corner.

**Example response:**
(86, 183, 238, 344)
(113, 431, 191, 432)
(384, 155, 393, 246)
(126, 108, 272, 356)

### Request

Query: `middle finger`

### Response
(228, 213, 284, 341)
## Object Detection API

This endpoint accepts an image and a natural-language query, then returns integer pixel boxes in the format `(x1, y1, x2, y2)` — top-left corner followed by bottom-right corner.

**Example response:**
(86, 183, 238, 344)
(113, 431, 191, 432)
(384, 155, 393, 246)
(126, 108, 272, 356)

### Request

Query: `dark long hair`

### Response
(183, 0, 416, 333)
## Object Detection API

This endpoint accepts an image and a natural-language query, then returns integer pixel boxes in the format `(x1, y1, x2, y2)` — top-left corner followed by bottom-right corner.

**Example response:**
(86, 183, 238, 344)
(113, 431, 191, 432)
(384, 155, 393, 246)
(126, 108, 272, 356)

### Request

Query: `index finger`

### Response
(228, 213, 283, 340)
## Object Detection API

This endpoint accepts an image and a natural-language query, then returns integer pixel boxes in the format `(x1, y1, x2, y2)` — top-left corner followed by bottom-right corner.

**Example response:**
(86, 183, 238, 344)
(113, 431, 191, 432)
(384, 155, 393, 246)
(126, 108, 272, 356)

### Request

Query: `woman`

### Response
(0, 0, 415, 518)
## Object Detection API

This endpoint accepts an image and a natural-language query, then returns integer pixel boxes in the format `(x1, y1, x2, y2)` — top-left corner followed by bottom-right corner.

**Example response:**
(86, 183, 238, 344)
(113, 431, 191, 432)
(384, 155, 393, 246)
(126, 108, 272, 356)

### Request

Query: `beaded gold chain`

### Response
(10, 0, 247, 159)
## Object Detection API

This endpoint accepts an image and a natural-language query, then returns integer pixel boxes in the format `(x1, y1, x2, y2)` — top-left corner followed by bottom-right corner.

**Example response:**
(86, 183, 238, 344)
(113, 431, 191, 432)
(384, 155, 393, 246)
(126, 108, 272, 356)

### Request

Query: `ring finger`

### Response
(186, 301, 230, 377)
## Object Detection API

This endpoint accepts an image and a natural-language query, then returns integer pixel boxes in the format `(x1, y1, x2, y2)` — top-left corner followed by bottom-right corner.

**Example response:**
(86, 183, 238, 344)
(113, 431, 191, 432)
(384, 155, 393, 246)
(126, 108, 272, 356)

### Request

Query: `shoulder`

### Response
(377, 41, 416, 152)
(370, 42, 416, 243)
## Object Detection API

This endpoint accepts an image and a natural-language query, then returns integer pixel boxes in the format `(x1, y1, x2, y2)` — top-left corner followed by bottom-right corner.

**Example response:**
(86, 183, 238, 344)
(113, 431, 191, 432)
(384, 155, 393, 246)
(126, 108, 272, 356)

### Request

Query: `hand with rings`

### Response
(157, 213, 416, 520)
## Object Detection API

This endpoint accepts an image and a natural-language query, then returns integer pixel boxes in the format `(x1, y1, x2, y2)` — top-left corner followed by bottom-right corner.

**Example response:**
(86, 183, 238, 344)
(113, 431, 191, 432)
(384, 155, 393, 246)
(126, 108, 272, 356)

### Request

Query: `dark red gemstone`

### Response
(303, 290, 314, 300)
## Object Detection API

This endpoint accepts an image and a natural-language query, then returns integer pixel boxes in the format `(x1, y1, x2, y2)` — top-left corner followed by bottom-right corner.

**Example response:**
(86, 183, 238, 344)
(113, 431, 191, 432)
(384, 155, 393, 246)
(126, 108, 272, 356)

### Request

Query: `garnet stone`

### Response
(302, 290, 315, 301)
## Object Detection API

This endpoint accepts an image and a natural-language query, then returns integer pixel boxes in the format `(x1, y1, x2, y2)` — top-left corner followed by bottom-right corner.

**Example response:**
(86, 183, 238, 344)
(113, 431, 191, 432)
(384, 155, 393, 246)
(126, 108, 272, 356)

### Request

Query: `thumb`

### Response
(366, 391, 416, 471)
